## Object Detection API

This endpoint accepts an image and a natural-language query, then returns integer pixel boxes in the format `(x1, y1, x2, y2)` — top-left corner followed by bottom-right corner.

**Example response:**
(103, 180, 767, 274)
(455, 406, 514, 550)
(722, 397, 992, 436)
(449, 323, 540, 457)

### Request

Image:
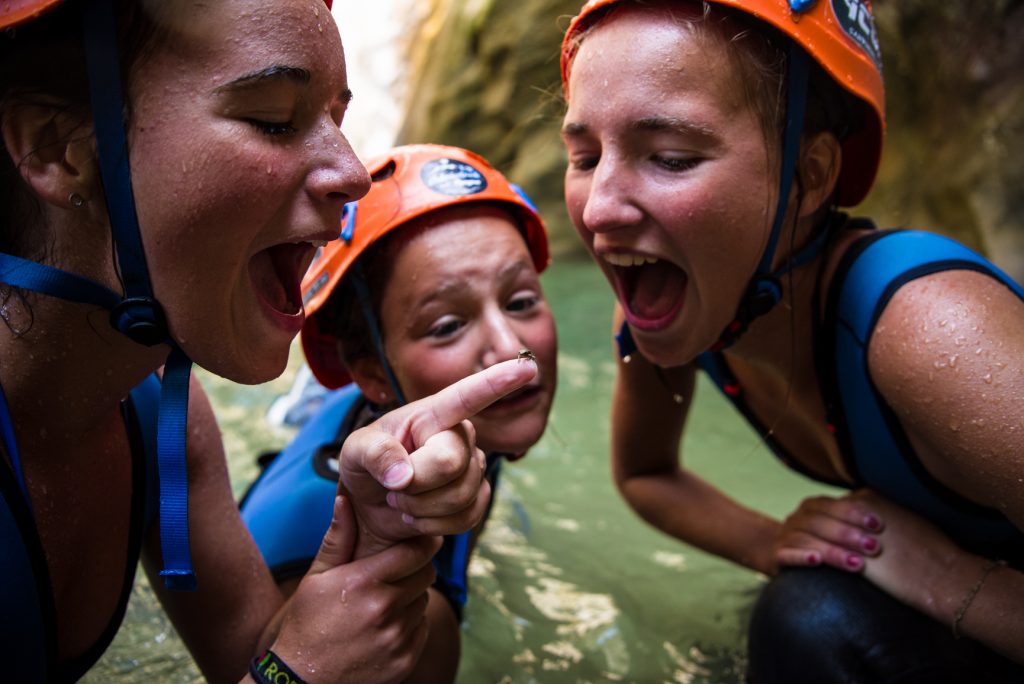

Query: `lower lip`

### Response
(252, 279, 306, 336)
(482, 385, 543, 416)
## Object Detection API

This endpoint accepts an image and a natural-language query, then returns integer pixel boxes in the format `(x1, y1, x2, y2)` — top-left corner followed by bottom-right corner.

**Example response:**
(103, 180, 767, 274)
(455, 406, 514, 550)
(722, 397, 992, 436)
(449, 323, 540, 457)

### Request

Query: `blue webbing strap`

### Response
(157, 347, 196, 590)
(80, 0, 196, 589)
(350, 261, 408, 406)
(80, 0, 154, 302)
(0, 254, 122, 310)
(756, 44, 810, 279)
(0, 383, 29, 507)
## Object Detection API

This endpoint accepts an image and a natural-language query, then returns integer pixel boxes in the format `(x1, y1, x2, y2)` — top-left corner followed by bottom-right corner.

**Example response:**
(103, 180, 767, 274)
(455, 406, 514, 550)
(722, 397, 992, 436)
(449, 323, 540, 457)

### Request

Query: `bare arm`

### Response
(610, 310, 782, 575)
(866, 269, 1024, 663)
(142, 375, 281, 681)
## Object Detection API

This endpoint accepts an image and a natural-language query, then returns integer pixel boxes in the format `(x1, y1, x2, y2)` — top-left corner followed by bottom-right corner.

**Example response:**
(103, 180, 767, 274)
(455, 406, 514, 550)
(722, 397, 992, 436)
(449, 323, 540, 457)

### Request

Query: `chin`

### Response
(193, 344, 290, 386)
(633, 330, 700, 368)
(477, 419, 547, 456)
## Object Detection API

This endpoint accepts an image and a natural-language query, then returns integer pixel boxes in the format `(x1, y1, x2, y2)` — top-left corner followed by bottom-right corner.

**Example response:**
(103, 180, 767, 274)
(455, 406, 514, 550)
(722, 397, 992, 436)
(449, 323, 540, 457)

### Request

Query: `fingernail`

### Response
(807, 552, 822, 565)
(401, 513, 415, 525)
(861, 536, 878, 552)
(386, 492, 397, 508)
(864, 514, 881, 531)
(846, 554, 863, 569)
(383, 462, 413, 488)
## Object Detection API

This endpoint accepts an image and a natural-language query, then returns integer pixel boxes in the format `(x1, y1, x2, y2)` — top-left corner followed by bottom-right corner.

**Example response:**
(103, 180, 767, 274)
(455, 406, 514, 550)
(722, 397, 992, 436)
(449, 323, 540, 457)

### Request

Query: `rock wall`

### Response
(396, 0, 1024, 278)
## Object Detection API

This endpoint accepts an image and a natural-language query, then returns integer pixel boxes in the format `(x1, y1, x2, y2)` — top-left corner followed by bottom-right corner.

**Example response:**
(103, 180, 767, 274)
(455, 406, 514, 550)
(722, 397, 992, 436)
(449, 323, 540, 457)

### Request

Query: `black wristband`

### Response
(250, 649, 307, 684)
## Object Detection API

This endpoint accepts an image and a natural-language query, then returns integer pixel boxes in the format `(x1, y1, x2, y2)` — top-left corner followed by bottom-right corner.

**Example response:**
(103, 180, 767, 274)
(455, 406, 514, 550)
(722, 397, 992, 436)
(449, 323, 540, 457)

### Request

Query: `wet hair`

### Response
(0, 0, 171, 256)
(565, 0, 864, 200)
(317, 202, 531, 369)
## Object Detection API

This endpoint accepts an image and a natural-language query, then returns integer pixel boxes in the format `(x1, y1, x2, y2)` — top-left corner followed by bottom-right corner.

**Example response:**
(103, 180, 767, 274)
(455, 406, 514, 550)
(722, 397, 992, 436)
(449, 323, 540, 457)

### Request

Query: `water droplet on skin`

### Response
(933, 360, 946, 369)
(948, 354, 958, 368)
(939, 319, 948, 327)
(983, 373, 993, 384)
(266, 165, 273, 174)
(954, 336, 966, 346)
(949, 421, 961, 432)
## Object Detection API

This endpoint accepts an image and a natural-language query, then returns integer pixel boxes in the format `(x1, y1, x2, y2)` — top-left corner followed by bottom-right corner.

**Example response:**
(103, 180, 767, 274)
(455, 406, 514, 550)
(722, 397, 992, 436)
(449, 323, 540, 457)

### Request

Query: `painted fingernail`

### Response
(861, 536, 879, 552)
(383, 462, 413, 488)
(846, 553, 863, 569)
(807, 552, 822, 565)
(864, 514, 882, 531)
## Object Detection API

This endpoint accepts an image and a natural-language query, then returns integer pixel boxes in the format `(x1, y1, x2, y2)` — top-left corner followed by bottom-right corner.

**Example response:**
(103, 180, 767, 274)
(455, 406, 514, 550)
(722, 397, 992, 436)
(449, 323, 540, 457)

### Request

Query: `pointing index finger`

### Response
(396, 358, 537, 447)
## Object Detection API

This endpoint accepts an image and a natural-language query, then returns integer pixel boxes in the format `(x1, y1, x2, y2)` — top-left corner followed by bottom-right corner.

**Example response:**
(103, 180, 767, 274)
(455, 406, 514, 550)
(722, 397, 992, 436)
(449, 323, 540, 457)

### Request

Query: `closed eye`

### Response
(245, 118, 298, 136)
(653, 155, 701, 172)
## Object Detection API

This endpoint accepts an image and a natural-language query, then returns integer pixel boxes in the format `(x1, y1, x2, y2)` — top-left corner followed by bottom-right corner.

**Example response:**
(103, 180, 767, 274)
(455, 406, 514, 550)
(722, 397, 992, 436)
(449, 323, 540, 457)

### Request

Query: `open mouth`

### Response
(486, 384, 542, 412)
(250, 241, 324, 316)
(604, 253, 688, 331)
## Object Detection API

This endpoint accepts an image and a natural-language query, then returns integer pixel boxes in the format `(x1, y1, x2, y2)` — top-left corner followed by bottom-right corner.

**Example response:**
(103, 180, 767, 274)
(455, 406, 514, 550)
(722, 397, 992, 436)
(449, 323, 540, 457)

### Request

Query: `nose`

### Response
(308, 122, 371, 205)
(579, 156, 643, 234)
(480, 309, 524, 370)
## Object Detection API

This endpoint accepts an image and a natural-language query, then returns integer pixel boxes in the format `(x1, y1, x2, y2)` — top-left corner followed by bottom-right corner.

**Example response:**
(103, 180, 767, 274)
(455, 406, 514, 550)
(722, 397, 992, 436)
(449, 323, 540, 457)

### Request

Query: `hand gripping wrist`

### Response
(250, 649, 307, 684)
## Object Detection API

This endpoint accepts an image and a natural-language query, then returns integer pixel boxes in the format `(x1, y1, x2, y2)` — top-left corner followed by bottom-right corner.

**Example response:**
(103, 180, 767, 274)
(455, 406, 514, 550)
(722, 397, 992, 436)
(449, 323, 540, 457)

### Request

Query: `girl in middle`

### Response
(241, 143, 559, 683)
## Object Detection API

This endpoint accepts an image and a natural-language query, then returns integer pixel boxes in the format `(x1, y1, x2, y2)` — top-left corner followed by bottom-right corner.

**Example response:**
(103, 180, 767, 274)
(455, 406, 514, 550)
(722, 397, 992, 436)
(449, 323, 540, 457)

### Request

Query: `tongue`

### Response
(250, 246, 300, 315)
(627, 261, 687, 320)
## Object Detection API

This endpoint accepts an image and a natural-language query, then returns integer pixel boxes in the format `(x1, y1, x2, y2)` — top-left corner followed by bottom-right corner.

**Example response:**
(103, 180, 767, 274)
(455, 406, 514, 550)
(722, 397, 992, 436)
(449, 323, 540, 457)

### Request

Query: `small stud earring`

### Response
(69, 192, 86, 208)
(379, 391, 389, 402)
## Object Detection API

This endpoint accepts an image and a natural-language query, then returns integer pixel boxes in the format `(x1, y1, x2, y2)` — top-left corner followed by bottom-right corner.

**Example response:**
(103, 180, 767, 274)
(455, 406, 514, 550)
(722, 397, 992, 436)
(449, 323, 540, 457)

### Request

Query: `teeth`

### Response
(603, 253, 659, 267)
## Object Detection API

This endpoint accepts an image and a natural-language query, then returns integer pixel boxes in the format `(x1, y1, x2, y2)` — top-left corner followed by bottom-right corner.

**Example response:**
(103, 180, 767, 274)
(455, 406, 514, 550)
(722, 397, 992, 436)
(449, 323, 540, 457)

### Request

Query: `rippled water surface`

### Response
(86, 260, 836, 683)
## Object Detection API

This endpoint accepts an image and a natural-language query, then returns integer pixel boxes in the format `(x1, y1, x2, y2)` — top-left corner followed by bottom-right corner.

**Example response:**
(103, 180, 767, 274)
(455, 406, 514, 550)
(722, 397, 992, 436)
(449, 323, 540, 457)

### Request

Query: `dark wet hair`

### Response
(0, 0, 169, 256)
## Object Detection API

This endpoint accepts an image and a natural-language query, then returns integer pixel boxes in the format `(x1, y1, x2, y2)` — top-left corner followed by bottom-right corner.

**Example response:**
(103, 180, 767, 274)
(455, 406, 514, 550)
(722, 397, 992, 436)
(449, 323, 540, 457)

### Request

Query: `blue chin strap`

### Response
(710, 41, 811, 352)
(342, 203, 408, 407)
(0, 0, 196, 590)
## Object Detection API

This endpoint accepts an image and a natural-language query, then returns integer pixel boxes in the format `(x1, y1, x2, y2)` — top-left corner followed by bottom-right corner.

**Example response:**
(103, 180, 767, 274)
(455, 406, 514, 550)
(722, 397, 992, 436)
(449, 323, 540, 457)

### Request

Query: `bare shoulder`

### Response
(868, 269, 1024, 521)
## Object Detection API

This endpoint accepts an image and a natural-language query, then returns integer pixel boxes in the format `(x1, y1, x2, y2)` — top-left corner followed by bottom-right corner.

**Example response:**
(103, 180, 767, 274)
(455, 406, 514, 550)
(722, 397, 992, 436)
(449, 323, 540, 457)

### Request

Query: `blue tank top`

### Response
(240, 383, 501, 619)
(699, 228, 1024, 562)
(0, 374, 160, 682)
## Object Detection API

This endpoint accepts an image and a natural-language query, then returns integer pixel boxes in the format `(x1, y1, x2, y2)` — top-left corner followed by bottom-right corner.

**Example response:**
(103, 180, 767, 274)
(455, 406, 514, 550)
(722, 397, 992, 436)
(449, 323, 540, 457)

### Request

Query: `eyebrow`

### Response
(215, 65, 312, 93)
(561, 116, 716, 139)
(631, 115, 716, 138)
(412, 260, 532, 309)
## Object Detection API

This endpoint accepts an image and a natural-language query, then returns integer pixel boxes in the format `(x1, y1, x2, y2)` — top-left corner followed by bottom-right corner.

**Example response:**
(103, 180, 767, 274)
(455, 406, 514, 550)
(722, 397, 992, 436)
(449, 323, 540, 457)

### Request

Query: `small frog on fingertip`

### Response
(518, 348, 537, 363)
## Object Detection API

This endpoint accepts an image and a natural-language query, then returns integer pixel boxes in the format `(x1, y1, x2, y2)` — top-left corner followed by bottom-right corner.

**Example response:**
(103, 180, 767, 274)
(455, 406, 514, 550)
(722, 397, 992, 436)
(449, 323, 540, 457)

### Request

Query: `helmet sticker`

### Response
(421, 158, 489, 196)
(303, 272, 329, 306)
(831, 0, 882, 70)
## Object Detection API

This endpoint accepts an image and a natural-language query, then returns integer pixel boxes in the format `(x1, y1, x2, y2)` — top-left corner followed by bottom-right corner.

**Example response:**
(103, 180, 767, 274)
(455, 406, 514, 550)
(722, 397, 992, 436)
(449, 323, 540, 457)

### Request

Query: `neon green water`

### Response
(86, 259, 837, 683)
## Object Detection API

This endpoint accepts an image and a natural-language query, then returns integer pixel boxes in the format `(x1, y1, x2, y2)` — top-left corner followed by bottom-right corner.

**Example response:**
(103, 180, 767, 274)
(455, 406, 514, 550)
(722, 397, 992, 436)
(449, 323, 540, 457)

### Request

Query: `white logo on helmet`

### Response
(832, 0, 882, 71)
(421, 159, 488, 196)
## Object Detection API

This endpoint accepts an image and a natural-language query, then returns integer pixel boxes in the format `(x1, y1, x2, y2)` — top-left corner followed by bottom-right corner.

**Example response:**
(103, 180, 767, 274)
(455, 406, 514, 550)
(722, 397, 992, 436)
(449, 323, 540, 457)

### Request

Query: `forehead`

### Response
(566, 4, 745, 116)
(385, 211, 532, 290)
(135, 0, 345, 88)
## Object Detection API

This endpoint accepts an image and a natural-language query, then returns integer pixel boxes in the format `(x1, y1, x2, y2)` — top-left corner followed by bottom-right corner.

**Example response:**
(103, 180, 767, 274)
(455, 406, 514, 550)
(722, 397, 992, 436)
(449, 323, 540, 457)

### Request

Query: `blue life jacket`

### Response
(700, 229, 1024, 561)
(0, 374, 160, 682)
(240, 383, 496, 618)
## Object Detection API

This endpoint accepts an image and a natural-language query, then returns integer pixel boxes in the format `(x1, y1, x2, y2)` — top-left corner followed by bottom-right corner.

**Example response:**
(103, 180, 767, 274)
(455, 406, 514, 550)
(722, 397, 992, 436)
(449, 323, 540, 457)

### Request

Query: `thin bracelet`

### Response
(952, 558, 1006, 639)
(250, 648, 307, 684)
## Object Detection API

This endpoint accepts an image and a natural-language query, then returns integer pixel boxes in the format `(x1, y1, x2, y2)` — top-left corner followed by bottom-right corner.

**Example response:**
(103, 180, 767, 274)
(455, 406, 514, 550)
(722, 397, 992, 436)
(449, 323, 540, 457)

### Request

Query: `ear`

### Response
(348, 355, 395, 406)
(1, 101, 98, 210)
(796, 131, 842, 218)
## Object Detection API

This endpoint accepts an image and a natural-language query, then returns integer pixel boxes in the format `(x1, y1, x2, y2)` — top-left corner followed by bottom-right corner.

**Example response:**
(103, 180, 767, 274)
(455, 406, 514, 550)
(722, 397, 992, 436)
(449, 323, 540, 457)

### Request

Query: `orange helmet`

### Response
(301, 143, 550, 390)
(561, 0, 885, 207)
(1, 0, 333, 29)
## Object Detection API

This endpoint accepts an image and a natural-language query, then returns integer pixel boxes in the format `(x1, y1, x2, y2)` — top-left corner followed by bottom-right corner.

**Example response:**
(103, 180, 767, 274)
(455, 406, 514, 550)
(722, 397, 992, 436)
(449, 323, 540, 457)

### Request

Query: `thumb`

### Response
(308, 495, 357, 575)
